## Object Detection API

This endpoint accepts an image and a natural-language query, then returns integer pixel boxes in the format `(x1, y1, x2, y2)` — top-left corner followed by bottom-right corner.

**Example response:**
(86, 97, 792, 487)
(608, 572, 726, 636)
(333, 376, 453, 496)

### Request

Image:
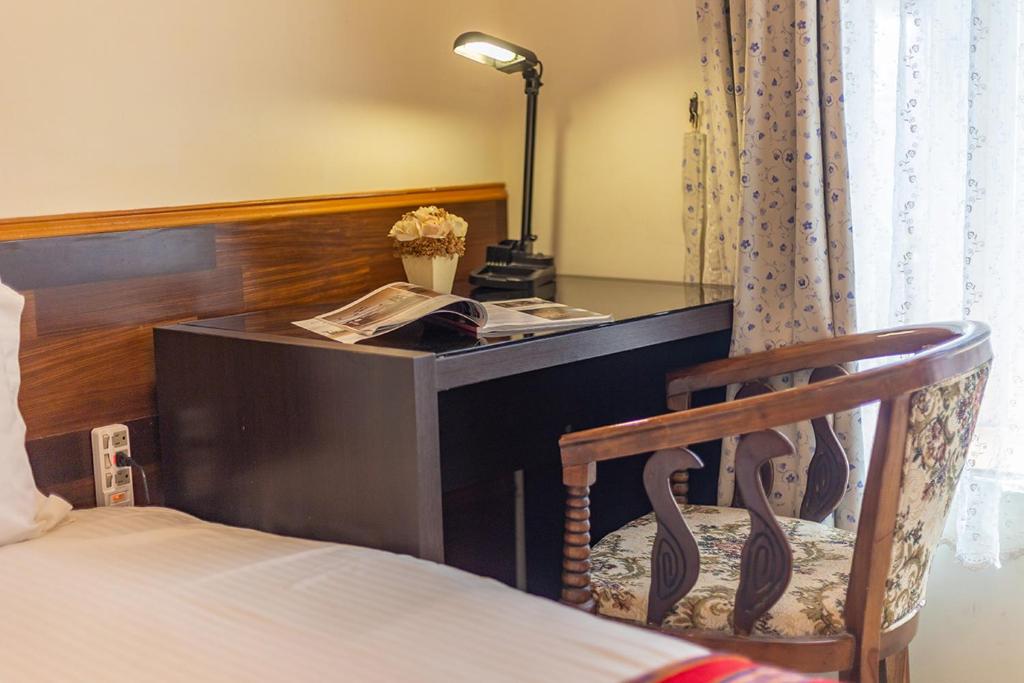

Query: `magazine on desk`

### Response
(292, 282, 612, 344)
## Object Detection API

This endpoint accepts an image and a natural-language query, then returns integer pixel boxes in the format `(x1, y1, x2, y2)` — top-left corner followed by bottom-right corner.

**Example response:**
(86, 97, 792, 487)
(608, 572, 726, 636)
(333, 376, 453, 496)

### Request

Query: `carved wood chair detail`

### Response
(801, 365, 851, 523)
(558, 323, 992, 683)
(729, 381, 776, 510)
(643, 448, 703, 625)
(732, 429, 795, 636)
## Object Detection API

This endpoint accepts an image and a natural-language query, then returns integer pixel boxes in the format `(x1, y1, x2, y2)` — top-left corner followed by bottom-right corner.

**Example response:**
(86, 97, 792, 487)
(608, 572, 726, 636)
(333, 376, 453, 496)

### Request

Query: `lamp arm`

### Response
(519, 65, 542, 253)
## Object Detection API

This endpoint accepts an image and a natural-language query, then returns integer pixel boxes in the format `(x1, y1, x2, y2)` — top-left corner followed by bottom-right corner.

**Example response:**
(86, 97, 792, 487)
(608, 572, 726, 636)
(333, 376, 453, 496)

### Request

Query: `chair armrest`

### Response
(665, 325, 958, 399)
(569, 323, 983, 473)
(561, 369, 870, 469)
(562, 318, 986, 466)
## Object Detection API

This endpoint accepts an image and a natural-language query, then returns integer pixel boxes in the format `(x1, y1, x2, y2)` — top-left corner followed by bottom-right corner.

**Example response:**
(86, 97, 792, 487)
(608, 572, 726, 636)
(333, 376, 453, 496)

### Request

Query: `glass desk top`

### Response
(185, 275, 733, 356)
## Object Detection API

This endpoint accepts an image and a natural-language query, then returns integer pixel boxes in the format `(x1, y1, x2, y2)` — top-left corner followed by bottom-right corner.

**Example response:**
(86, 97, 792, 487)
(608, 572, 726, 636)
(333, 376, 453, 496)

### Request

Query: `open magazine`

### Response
(293, 282, 612, 344)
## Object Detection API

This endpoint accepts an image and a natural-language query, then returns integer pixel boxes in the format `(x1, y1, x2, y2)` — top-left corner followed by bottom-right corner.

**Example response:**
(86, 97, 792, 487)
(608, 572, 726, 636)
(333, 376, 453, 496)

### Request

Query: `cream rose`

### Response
(419, 216, 449, 239)
(412, 206, 441, 223)
(448, 215, 468, 238)
(388, 218, 421, 241)
(389, 206, 468, 252)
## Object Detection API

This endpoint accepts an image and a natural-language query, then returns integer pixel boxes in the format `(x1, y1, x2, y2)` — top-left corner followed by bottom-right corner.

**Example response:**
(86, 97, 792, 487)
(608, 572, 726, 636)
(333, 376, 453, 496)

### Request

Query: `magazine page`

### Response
(479, 298, 612, 336)
(293, 282, 486, 343)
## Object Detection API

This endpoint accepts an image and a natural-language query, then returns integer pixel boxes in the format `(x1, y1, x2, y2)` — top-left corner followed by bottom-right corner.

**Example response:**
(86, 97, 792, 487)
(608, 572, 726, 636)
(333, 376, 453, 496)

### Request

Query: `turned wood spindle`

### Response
(560, 485, 595, 612)
(670, 470, 689, 504)
(666, 392, 691, 505)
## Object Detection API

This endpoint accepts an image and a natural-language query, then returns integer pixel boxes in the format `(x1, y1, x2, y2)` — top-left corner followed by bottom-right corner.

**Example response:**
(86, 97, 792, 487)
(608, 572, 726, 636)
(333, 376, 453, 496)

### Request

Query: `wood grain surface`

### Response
(7, 185, 507, 507)
(0, 183, 506, 239)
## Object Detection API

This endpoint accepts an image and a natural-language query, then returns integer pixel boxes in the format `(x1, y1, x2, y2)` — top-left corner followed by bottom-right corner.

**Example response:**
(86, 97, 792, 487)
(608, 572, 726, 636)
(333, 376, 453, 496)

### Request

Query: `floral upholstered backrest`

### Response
(882, 362, 991, 629)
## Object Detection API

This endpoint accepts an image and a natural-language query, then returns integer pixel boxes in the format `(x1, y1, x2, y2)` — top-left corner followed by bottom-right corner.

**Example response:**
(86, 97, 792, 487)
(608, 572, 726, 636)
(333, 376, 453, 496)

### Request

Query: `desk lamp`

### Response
(453, 31, 556, 296)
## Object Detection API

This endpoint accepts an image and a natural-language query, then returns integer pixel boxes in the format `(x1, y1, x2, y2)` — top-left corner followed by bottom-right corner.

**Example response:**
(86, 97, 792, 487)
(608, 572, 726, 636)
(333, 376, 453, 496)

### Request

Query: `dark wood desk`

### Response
(154, 275, 733, 597)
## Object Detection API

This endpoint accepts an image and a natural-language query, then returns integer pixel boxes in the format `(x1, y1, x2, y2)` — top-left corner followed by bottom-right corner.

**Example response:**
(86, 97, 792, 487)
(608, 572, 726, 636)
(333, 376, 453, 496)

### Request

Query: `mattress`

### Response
(0, 506, 709, 682)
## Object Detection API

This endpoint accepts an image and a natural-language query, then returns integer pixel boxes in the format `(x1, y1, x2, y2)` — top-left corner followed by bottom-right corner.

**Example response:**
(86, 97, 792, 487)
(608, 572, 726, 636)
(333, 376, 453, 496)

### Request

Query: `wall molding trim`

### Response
(0, 183, 507, 240)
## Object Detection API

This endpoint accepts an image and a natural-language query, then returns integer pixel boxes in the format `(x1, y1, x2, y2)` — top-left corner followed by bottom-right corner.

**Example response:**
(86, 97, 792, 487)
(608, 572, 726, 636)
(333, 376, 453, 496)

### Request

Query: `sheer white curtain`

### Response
(842, 0, 1024, 567)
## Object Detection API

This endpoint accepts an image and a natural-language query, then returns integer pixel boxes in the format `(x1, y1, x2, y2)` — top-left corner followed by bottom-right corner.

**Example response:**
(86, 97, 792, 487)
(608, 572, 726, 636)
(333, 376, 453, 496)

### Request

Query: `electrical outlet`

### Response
(91, 424, 134, 507)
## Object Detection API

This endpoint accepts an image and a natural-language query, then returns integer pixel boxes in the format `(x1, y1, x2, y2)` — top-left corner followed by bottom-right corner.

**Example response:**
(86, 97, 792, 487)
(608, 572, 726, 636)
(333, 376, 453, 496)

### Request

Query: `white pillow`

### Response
(0, 283, 70, 546)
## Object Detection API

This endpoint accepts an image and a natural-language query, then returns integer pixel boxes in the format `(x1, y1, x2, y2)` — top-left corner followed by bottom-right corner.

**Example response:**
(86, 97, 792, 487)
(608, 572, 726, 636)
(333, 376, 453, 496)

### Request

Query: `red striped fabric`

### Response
(630, 654, 834, 683)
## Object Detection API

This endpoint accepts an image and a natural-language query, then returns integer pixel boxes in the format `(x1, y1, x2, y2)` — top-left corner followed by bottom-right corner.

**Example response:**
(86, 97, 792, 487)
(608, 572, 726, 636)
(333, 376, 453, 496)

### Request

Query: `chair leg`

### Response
(839, 666, 870, 683)
(840, 651, 881, 683)
(670, 470, 689, 504)
(880, 647, 910, 683)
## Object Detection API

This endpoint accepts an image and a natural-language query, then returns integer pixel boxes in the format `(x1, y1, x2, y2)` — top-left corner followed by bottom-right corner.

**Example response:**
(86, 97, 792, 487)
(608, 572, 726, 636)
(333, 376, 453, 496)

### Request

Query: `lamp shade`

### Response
(453, 31, 539, 74)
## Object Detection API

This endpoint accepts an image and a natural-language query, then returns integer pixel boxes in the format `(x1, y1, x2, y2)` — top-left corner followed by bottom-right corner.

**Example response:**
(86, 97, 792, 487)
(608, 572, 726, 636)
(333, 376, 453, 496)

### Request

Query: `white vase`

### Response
(401, 254, 459, 294)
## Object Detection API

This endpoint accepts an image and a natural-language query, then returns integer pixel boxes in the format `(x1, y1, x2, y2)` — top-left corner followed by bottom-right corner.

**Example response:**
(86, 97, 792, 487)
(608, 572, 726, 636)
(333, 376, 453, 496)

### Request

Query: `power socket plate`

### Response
(91, 424, 134, 507)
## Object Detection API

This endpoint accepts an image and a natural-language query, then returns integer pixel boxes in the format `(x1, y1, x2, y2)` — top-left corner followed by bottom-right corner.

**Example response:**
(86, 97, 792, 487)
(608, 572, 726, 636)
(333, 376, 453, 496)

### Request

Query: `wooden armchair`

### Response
(558, 323, 991, 683)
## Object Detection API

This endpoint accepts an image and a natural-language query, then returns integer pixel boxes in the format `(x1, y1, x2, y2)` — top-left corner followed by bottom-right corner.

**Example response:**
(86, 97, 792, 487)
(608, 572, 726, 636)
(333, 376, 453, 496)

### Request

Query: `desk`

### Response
(154, 275, 733, 596)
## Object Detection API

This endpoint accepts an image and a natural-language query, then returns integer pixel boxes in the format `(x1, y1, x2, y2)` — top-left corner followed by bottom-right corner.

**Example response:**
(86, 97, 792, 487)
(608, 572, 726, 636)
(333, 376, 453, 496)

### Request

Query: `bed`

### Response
(0, 506, 826, 682)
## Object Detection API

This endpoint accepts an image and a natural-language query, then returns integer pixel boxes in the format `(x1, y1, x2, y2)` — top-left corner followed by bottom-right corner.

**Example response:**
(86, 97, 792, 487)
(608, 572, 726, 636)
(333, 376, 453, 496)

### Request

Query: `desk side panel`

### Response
(154, 328, 442, 560)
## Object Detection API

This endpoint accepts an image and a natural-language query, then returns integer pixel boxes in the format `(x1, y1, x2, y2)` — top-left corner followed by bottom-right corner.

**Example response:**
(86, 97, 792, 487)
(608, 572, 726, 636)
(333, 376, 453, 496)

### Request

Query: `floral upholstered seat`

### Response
(591, 504, 855, 637)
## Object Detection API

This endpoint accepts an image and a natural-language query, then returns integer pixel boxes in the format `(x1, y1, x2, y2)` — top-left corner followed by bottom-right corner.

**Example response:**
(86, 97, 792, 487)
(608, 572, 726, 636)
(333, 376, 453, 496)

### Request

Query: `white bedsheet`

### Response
(0, 507, 706, 682)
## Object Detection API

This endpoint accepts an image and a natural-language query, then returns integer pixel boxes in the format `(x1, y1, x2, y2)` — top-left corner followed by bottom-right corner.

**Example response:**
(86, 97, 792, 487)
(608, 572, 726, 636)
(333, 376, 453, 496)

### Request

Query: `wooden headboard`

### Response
(0, 183, 507, 508)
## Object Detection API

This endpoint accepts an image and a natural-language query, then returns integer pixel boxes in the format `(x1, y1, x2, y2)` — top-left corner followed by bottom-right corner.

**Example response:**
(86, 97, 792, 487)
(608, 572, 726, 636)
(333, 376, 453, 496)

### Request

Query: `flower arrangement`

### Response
(388, 206, 468, 259)
(388, 206, 469, 293)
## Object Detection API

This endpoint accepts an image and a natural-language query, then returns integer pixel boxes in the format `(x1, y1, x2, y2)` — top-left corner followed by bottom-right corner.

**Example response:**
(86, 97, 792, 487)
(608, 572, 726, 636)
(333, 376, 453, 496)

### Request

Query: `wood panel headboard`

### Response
(0, 183, 507, 508)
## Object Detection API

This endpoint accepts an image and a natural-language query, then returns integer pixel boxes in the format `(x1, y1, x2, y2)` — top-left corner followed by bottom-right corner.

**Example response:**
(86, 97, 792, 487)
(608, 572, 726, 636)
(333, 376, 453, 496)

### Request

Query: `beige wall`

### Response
(1, 0, 702, 282)
(0, 0, 513, 217)
(494, 0, 701, 281)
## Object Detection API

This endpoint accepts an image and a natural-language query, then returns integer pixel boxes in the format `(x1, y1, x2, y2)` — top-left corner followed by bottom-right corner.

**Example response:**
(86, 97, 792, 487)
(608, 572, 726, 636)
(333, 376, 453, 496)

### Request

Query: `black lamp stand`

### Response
(519, 66, 540, 252)
(469, 66, 556, 297)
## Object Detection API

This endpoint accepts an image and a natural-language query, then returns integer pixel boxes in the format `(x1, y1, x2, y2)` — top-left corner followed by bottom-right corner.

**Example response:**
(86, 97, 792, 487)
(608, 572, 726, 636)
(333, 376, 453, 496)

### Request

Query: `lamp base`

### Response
(471, 280, 556, 302)
(469, 240, 555, 297)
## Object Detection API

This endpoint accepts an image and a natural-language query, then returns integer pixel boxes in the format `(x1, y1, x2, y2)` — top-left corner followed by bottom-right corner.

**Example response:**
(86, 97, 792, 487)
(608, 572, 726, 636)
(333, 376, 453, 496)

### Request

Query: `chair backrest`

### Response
(879, 361, 990, 629)
(838, 323, 992, 649)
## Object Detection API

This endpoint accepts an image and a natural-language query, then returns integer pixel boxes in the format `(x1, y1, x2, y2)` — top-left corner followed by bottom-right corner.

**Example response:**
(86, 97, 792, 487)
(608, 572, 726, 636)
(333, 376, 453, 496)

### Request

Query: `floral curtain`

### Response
(686, 5, 743, 287)
(842, 0, 1024, 567)
(695, 0, 863, 529)
(682, 130, 711, 284)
